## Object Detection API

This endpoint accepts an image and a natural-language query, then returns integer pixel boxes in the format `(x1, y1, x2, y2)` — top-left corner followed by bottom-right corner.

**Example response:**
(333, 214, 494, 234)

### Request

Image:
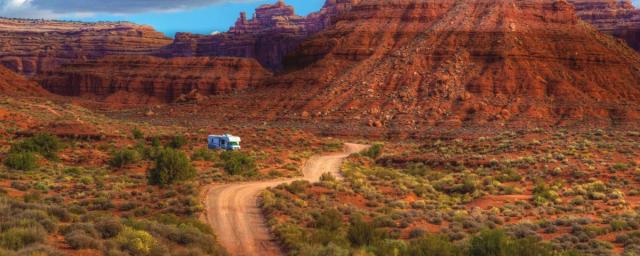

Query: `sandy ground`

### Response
(203, 143, 368, 256)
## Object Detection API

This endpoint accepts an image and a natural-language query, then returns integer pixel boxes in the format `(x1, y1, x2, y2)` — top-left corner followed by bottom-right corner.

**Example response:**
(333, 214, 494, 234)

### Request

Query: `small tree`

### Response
(148, 148, 196, 186)
(220, 151, 256, 176)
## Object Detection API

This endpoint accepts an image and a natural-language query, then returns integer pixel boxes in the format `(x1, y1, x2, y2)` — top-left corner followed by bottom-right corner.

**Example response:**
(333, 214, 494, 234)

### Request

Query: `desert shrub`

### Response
(286, 180, 310, 194)
(148, 148, 196, 186)
(109, 149, 141, 168)
(3, 152, 38, 171)
(532, 182, 560, 206)
(469, 229, 557, 256)
(220, 151, 256, 176)
(168, 135, 188, 149)
(361, 144, 383, 159)
(64, 230, 101, 249)
(347, 218, 383, 247)
(191, 148, 216, 162)
(115, 227, 156, 255)
(407, 234, 458, 256)
(312, 209, 343, 231)
(132, 128, 145, 140)
(10, 134, 62, 160)
(0, 227, 47, 250)
(95, 218, 123, 239)
(299, 243, 350, 256)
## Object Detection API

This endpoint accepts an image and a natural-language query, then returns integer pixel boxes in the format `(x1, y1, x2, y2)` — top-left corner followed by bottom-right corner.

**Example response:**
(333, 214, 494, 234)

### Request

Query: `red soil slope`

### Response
(0, 65, 48, 97)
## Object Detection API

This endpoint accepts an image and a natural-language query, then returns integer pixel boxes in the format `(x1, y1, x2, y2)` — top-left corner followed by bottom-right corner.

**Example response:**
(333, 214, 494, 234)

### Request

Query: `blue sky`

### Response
(0, 0, 325, 37)
(1, 0, 638, 37)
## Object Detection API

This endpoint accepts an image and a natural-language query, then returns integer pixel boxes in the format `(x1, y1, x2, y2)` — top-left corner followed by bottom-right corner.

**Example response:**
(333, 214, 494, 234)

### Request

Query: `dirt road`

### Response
(203, 143, 368, 256)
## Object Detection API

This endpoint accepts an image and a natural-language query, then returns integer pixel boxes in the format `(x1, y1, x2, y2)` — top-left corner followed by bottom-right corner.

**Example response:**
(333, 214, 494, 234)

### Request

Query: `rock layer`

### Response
(233, 0, 640, 128)
(37, 56, 272, 103)
(570, 0, 640, 51)
(160, 0, 360, 70)
(0, 18, 172, 76)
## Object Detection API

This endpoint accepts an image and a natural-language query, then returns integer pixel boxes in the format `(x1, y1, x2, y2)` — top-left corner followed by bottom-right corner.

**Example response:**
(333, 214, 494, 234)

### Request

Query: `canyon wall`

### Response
(37, 56, 272, 103)
(570, 0, 640, 51)
(0, 18, 173, 76)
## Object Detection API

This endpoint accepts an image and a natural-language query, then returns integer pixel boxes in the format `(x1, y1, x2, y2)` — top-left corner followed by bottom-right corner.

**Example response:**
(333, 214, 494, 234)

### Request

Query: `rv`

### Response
(208, 134, 241, 150)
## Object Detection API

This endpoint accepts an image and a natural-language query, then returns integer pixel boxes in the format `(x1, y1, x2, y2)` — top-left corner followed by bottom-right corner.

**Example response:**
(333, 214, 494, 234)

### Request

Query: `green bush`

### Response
(132, 128, 145, 140)
(347, 218, 383, 247)
(168, 135, 188, 149)
(115, 227, 156, 255)
(148, 148, 196, 186)
(10, 134, 62, 160)
(220, 151, 256, 176)
(362, 144, 383, 159)
(191, 148, 216, 162)
(469, 229, 556, 256)
(407, 234, 459, 256)
(312, 209, 343, 231)
(3, 152, 38, 171)
(109, 149, 141, 168)
(0, 227, 46, 250)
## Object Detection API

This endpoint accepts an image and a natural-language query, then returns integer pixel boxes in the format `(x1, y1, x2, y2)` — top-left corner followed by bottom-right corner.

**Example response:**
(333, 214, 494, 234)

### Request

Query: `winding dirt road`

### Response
(203, 143, 368, 256)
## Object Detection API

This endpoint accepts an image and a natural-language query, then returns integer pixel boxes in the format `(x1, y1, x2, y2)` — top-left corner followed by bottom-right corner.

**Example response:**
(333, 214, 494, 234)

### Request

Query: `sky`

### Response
(0, 0, 325, 36)
(0, 0, 638, 37)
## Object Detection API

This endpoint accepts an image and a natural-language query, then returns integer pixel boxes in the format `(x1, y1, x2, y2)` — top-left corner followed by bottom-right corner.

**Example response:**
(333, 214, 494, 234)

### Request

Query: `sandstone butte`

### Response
(570, 0, 640, 51)
(217, 0, 640, 130)
(37, 55, 272, 104)
(159, 0, 361, 70)
(0, 18, 173, 76)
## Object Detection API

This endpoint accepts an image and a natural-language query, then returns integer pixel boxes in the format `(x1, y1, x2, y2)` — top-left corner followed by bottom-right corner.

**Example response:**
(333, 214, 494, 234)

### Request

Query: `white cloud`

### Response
(0, 0, 259, 19)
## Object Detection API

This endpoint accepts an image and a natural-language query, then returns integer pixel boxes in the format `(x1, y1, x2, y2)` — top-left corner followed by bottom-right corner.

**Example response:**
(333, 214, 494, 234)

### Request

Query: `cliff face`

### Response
(0, 18, 173, 76)
(235, 0, 640, 128)
(160, 0, 360, 70)
(570, 0, 640, 51)
(37, 56, 272, 103)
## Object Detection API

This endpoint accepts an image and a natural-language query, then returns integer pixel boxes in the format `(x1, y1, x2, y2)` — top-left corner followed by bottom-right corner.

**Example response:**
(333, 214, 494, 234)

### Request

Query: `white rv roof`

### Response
(209, 134, 241, 142)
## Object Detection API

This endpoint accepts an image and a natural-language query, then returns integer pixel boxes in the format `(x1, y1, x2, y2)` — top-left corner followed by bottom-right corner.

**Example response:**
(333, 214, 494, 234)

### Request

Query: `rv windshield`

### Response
(230, 142, 239, 146)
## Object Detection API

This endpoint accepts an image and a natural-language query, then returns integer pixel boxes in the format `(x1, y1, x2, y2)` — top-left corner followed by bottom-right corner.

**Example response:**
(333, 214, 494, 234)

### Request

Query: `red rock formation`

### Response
(0, 18, 172, 76)
(0, 65, 47, 97)
(161, 0, 359, 70)
(37, 56, 272, 103)
(230, 0, 640, 129)
(570, 0, 640, 51)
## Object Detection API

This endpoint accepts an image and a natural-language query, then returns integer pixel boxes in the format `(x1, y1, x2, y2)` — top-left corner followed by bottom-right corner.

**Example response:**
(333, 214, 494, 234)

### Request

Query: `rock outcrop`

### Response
(0, 18, 172, 76)
(160, 0, 360, 70)
(37, 56, 272, 103)
(0, 65, 48, 97)
(570, 0, 640, 51)
(232, 0, 640, 129)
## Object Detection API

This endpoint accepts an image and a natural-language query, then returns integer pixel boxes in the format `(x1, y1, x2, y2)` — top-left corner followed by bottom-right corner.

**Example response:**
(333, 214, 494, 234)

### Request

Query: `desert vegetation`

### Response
(0, 98, 334, 255)
(262, 129, 640, 256)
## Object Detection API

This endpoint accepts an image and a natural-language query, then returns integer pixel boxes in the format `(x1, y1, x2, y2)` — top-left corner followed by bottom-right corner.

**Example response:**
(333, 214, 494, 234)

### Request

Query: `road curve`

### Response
(203, 143, 369, 256)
